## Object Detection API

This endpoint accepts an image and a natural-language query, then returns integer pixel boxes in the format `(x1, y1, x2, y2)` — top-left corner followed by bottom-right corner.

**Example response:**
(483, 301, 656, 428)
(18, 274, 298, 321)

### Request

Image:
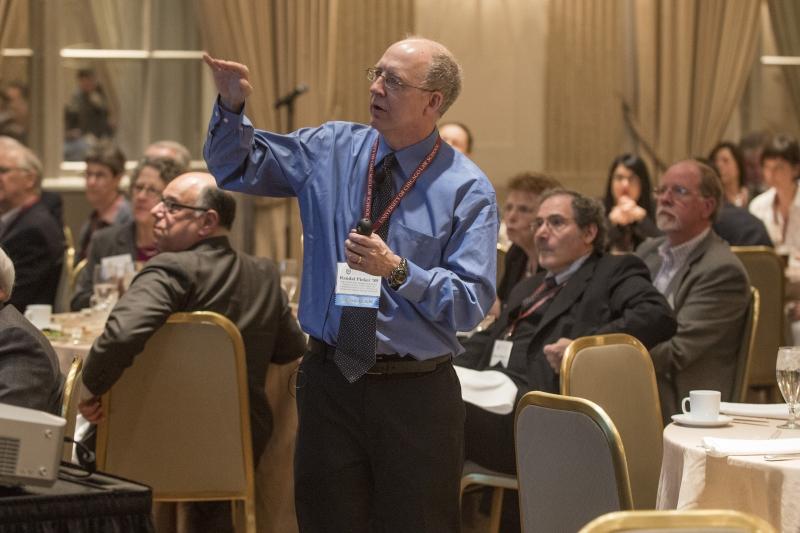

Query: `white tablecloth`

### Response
(657, 418, 800, 532)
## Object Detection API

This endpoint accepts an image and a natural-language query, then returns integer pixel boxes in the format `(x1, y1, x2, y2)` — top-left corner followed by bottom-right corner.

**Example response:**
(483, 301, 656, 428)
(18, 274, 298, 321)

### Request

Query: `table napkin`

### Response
(719, 402, 790, 420)
(454, 366, 518, 415)
(703, 436, 800, 457)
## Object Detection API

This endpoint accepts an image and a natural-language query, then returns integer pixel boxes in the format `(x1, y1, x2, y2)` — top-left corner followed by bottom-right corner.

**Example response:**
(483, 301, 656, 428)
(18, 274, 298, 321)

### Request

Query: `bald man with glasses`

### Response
(637, 159, 750, 423)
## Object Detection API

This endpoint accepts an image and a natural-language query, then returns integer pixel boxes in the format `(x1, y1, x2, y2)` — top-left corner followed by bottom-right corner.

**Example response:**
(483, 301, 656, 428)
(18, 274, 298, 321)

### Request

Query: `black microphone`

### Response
(274, 84, 309, 108)
(356, 218, 373, 236)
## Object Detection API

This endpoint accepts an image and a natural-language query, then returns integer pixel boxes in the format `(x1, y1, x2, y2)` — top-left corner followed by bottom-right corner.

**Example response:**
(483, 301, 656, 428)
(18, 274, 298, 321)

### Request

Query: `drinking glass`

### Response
(776, 346, 800, 429)
(92, 265, 120, 311)
(279, 259, 299, 303)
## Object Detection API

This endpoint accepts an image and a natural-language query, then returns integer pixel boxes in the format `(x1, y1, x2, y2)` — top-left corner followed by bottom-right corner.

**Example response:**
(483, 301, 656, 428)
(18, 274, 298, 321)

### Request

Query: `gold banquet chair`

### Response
(561, 334, 663, 509)
(96, 311, 256, 533)
(60, 355, 83, 461)
(732, 287, 760, 402)
(54, 227, 76, 312)
(516, 391, 633, 533)
(730, 246, 784, 401)
(579, 510, 776, 533)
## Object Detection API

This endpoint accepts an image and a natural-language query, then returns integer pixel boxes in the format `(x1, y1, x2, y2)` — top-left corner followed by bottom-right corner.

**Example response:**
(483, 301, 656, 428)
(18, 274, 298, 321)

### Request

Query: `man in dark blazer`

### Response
(637, 160, 750, 422)
(0, 247, 63, 414)
(713, 200, 772, 247)
(79, 172, 306, 456)
(79, 172, 307, 531)
(457, 190, 677, 475)
(0, 137, 64, 311)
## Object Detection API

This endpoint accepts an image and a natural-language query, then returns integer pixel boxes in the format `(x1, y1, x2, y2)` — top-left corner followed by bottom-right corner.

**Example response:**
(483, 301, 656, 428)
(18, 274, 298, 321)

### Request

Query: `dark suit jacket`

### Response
(82, 236, 307, 459)
(0, 304, 64, 414)
(0, 200, 64, 311)
(457, 253, 677, 397)
(713, 202, 773, 247)
(637, 231, 750, 420)
(70, 221, 136, 311)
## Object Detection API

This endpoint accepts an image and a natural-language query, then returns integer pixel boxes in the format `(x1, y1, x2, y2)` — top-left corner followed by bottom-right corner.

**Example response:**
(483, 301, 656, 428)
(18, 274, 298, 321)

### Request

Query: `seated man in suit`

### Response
(79, 172, 307, 531)
(457, 189, 677, 475)
(0, 136, 64, 311)
(0, 247, 63, 414)
(637, 160, 750, 422)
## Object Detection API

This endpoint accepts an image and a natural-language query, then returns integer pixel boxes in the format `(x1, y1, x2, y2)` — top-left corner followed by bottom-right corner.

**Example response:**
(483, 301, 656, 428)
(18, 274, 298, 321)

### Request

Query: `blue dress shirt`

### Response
(204, 103, 498, 359)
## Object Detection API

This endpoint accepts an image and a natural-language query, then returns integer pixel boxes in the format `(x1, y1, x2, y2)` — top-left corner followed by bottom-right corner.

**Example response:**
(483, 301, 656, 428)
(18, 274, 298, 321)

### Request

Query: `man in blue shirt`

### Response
(203, 38, 498, 533)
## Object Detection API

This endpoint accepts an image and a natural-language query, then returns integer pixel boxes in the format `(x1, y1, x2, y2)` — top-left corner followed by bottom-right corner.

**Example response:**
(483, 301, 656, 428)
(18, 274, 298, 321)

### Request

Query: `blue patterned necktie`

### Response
(334, 153, 396, 382)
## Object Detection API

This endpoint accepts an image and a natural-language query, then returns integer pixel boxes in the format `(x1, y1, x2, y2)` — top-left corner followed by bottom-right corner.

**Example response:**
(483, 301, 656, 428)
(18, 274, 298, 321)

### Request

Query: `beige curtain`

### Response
(767, 0, 800, 125)
(0, 0, 29, 82)
(631, 0, 760, 171)
(545, 0, 760, 189)
(544, 0, 627, 192)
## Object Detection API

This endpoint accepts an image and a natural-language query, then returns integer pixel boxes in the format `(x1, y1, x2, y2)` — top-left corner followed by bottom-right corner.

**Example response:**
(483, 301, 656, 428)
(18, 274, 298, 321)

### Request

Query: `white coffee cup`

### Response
(24, 304, 52, 329)
(681, 390, 721, 421)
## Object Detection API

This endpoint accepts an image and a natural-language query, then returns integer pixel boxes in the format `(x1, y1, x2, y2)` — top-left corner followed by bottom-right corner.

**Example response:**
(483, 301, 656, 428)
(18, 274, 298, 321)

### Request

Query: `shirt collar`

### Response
(658, 227, 710, 262)
(0, 206, 21, 227)
(548, 251, 592, 286)
(377, 127, 439, 177)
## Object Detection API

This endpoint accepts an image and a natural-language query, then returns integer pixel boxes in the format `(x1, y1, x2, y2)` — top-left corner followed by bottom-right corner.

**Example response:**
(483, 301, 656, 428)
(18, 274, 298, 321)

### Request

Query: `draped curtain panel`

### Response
(631, 0, 760, 170)
(545, 0, 760, 187)
(0, 0, 29, 84)
(195, 0, 413, 262)
(544, 0, 627, 192)
(767, 0, 800, 126)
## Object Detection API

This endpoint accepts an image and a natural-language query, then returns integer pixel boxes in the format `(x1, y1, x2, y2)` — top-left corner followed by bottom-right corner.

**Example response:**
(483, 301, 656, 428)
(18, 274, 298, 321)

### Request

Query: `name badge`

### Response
(490, 339, 513, 368)
(335, 262, 382, 308)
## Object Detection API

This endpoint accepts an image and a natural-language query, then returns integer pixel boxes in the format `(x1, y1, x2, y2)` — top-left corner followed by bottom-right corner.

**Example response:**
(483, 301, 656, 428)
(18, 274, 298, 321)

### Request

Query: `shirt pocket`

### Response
(391, 221, 445, 271)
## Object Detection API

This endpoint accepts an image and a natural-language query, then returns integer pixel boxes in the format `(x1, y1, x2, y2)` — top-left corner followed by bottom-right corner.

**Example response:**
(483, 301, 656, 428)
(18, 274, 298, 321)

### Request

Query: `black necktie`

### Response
(334, 153, 396, 382)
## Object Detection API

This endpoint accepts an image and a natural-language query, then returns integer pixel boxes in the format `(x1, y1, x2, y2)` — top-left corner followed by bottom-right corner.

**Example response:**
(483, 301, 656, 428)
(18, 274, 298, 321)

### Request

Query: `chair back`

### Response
(515, 391, 633, 533)
(732, 287, 760, 402)
(96, 311, 255, 532)
(730, 247, 784, 392)
(561, 334, 662, 509)
(70, 258, 88, 294)
(61, 355, 83, 461)
(54, 227, 76, 312)
(579, 510, 776, 533)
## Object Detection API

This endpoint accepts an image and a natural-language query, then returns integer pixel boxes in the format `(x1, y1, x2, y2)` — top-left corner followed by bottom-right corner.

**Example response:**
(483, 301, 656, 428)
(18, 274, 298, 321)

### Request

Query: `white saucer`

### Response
(671, 413, 733, 427)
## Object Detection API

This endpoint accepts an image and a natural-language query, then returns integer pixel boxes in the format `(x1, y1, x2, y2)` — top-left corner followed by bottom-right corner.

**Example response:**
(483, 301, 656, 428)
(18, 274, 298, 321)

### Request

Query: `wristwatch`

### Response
(387, 257, 408, 290)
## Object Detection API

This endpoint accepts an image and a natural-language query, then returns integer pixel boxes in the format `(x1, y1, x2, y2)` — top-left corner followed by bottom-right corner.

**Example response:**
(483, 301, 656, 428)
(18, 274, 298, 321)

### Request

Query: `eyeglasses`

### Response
(531, 215, 575, 232)
(653, 184, 699, 200)
(132, 183, 163, 198)
(158, 197, 209, 214)
(365, 67, 433, 92)
(0, 166, 27, 175)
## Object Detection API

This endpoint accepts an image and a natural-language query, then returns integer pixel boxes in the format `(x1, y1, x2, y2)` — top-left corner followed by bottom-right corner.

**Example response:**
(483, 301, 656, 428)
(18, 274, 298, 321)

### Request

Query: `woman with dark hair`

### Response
(70, 156, 185, 310)
(709, 141, 749, 207)
(603, 153, 659, 252)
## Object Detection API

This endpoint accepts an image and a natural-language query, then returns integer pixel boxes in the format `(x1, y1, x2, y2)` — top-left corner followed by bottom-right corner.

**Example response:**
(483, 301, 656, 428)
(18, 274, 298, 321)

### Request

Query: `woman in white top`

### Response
(749, 134, 800, 254)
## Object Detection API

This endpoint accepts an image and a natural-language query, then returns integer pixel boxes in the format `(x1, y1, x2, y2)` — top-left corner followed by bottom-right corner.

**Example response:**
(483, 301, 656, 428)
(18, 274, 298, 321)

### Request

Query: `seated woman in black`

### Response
(603, 153, 660, 252)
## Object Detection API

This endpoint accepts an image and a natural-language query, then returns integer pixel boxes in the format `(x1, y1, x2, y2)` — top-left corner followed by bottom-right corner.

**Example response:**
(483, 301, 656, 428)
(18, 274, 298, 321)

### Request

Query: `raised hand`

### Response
(203, 53, 254, 112)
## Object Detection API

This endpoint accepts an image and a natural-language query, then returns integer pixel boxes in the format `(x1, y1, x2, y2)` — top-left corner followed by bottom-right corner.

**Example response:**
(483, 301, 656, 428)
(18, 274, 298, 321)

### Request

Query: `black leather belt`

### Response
(308, 337, 451, 375)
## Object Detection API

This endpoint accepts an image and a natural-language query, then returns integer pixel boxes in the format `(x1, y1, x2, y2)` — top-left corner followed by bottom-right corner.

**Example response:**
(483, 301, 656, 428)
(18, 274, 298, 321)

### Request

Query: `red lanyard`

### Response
(363, 136, 442, 234)
(505, 280, 563, 338)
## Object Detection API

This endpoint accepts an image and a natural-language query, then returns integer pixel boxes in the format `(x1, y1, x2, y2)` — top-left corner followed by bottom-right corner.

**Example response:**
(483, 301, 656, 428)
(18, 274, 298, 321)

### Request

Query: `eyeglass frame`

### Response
(653, 184, 702, 201)
(365, 67, 435, 93)
(157, 196, 210, 215)
(0, 166, 30, 175)
(131, 183, 164, 198)
(530, 214, 576, 233)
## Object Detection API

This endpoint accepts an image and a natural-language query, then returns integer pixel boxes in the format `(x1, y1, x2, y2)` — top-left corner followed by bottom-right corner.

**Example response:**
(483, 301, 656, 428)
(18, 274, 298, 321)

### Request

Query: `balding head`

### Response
(0, 247, 15, 302)
(144, 140, 191, 171)
(0, 136, 42, 212)
(655, 160, 720, 245)
(151, 172, 236, 252)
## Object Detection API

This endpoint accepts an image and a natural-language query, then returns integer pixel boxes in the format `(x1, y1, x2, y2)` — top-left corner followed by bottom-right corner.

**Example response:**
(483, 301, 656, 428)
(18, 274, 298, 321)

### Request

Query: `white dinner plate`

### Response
(671, 413, 733, 428)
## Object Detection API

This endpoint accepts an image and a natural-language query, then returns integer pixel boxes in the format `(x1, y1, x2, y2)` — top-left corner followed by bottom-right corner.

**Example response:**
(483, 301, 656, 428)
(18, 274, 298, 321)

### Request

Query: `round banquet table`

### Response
(657, 418, 800, 531)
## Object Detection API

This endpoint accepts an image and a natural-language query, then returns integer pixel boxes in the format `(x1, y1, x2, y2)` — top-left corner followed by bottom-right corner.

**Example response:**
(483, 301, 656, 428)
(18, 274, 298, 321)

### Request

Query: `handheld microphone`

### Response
(356, 218, 373, 236)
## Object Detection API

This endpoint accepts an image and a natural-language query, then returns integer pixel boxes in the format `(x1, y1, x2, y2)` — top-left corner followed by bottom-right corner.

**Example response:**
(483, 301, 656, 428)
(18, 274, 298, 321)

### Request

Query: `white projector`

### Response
(0, 402, 65, 487)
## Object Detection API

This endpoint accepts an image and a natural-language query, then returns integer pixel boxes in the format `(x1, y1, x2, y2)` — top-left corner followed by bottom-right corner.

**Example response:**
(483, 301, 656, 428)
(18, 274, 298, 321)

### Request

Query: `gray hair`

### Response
(0, 136, 43, 189)
(693, 160, 724, 221)
(539, 188, 608, 254)
(422, 45, 462, 116)
(0, 247, 15, 301)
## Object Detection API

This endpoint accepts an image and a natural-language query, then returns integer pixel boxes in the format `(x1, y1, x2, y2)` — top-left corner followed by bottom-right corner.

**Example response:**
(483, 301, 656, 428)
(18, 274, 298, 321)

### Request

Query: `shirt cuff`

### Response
(396, 259, 432, 302)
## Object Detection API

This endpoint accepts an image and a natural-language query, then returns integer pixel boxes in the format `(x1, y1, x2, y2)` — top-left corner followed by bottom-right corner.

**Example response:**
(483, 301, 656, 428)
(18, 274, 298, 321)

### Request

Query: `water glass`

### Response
(776, 346, 800, 429)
